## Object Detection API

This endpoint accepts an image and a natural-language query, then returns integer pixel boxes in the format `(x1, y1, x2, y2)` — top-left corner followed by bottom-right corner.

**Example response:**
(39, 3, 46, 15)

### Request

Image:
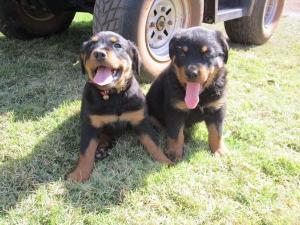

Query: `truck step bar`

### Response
(203, 0, 255, 24)
(216, 7, 247, 22)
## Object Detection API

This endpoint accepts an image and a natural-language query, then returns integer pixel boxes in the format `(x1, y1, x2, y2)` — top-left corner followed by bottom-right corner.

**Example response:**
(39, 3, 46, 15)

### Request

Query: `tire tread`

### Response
(0, 0, 75, 39)
(93, 0, 126, 33)
(224, 0, 285, 45)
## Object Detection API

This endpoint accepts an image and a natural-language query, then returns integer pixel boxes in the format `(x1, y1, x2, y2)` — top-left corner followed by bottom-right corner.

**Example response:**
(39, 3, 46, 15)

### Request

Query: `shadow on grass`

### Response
(228, 40, 257, 51)
(0, 112, 209, 214)
(0, 19, 93, 122)
(0, 114, 80, 212)
(0, 113, 167, 214)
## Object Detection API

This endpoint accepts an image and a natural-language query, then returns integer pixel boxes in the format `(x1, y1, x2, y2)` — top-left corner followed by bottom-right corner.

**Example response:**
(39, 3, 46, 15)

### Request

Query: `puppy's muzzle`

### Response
(186, 65, 198, 80)
(94, 50, 107, 62)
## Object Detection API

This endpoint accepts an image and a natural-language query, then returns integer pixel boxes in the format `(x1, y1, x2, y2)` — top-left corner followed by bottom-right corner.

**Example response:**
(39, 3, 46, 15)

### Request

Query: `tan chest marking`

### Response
(173, 100, 189, 111)
(90, 115, 118, 128)
(119, 108, 145, 125)
(205, 95, 226, 110)
(89, 108, 145, 128)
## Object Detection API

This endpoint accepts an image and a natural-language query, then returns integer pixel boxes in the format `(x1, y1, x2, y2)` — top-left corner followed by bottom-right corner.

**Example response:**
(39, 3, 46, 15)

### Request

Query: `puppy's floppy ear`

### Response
(215, 31, 229, 64)
(169, 29, 184, 59)
(80, 54, 86, 74)
(169, 37, 176, 59)
(128, 41, 141, 76)
(80, 41, 89, 74)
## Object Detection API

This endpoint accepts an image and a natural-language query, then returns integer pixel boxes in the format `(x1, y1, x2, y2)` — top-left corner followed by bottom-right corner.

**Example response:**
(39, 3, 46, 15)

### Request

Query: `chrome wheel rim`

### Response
(264, 0, 278, 28)
(145, 0, 190, 61)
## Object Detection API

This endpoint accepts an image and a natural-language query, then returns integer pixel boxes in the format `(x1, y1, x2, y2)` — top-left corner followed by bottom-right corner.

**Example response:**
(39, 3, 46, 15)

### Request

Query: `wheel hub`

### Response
(156, 16, 166, 31)
(146, 0, 190, 61)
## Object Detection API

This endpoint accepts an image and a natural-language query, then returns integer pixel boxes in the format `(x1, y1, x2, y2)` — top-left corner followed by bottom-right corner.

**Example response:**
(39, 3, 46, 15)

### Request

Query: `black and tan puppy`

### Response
(146, 27, 229, 162)
(69, 31, 171, 182)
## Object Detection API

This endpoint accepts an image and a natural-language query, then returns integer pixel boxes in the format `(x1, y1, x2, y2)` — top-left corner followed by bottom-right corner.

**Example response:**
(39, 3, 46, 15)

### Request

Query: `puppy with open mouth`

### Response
(68, 31, 171, 182)
(146, 27, 229, 162)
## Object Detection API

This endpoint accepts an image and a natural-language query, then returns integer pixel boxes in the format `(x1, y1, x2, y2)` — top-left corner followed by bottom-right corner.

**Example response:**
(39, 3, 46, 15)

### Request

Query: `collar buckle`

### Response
(100, 90, 110, 100)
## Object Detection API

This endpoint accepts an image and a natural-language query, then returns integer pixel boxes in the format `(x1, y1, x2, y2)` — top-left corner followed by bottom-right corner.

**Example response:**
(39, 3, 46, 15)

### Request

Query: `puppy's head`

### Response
(80, 31, 141, 91)
(169, 27, 229, 109)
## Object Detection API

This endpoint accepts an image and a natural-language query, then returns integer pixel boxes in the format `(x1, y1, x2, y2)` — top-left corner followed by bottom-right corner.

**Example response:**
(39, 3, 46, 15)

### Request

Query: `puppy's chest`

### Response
(98, 98, 140, 114)
(86, 93, 145, 129)
(171, 85, 225, 113)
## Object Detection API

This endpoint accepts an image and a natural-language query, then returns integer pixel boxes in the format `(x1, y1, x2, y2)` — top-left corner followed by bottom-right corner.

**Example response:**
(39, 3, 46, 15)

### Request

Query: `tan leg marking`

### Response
(206, 124, 227, 157)
(166, 127, 184, 162)
(139, 134, 172, 164)
(68, 139, 99, 182)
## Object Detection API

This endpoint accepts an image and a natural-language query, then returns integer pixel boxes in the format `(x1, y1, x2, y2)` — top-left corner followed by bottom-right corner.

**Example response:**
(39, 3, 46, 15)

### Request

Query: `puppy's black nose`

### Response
(94, 50, 107, 61)
(186, 65, 198, 80)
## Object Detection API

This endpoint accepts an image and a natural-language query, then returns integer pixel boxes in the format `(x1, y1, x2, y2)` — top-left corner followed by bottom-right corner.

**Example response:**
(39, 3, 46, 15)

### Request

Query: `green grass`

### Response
(0, 13, 300, 225)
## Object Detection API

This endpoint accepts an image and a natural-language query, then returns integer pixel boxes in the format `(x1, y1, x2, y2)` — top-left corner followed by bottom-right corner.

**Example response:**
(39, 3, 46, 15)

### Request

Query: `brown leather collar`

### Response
(94, 77, 133, 100)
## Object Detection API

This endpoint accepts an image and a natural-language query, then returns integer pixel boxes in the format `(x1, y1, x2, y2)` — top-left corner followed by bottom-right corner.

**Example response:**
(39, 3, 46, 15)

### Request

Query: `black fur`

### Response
(128, 41, 141, 76)
(79, 31, 158, 154)
(146, 27, 228, 143)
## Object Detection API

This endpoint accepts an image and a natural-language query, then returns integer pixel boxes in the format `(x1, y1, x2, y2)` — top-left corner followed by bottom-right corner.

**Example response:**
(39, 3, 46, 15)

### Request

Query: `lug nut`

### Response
(159, 21, 165, 27)
(149, 22, 155, 28)
(157, 35, 163, 40)
(161, 7, 166, 12)
(167, 20, 173, 25)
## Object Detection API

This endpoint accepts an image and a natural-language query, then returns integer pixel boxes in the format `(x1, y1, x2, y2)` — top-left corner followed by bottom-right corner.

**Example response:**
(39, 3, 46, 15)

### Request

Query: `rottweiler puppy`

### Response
(146, 27, 229, 162)
(69, 31, 171, 182)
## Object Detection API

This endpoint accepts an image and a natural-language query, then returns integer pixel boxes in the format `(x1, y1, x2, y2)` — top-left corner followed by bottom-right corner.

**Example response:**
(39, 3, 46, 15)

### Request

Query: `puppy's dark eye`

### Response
(179, 51, 186, 57)
(113, 43, 122, 49)
(177, 46, 188, 57)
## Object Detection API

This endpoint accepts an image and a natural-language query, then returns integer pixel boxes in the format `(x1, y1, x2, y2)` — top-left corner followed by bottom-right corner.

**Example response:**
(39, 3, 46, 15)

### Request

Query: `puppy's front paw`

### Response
(166, 148, 184, 162)
(95, 146, 111, 161)
(68, 169, 90, 182)
(212, 145, 227, 157)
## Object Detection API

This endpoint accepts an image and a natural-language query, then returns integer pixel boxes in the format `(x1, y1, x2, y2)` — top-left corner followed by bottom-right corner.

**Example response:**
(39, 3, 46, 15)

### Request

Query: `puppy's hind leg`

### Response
(165, 111, 187, 162)
(205, 107, 227, 157)
(95, 132, 113, 161)
(134, 118, 172, 164)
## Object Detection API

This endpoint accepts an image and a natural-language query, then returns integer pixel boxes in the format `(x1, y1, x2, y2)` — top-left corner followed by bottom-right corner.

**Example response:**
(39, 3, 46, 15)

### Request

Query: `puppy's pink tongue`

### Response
(93, 67, 114, 86)
(185, 82, 202, 109)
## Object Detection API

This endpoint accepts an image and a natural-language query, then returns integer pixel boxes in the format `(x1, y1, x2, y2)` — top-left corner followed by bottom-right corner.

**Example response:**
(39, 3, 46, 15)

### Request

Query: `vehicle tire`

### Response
(93, 0, 203, 80)
(224, 0, 285, 45)
(0, 0, 75, 40)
